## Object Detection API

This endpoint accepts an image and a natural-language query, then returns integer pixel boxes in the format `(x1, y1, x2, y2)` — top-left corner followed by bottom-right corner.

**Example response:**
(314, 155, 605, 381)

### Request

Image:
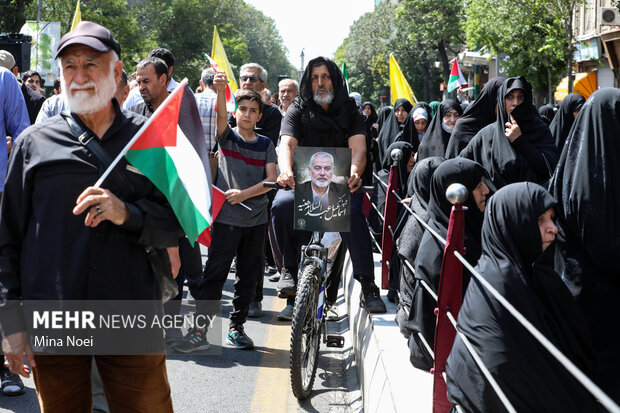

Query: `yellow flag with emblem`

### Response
(389, 53, 416, 105)
(211, 26, 238, 94)
(71, 0, 81, 31)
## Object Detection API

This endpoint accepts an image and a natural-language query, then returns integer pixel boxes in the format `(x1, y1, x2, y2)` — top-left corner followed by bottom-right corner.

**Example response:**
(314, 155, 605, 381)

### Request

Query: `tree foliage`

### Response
(2, 0, 295, 90)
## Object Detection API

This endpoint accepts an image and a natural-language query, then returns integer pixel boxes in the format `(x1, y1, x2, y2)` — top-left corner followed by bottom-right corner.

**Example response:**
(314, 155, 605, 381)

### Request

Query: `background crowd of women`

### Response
(360, 77, 620, 411)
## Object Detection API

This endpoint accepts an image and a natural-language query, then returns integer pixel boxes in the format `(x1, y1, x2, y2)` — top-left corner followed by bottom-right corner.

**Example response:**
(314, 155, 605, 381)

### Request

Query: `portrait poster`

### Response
(293, 147, 352, 232)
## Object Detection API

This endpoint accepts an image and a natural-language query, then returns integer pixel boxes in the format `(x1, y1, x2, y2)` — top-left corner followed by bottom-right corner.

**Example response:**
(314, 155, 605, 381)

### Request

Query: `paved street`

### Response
(0, 253, 362, 413)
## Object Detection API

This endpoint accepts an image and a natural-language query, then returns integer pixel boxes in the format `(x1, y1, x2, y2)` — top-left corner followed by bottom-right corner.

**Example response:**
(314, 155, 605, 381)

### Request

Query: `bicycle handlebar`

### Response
(263, 182, 374, 193)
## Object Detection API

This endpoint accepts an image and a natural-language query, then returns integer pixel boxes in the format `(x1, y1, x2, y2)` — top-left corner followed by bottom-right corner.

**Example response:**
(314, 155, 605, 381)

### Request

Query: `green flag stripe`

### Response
(125, 147, 210, 244)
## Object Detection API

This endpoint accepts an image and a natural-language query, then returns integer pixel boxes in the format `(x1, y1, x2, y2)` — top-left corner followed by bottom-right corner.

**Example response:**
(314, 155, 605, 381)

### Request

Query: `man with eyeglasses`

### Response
(235, 63, 282, 145)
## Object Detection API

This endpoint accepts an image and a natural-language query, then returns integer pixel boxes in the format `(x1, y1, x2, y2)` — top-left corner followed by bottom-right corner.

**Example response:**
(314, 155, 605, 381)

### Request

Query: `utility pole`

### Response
(299, 49, 305, 80)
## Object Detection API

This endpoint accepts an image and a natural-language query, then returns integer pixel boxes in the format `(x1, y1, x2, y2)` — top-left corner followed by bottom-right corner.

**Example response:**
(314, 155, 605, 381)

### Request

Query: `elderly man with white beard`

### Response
(0, 21, 182, 412)
(295, 152, 348, 214)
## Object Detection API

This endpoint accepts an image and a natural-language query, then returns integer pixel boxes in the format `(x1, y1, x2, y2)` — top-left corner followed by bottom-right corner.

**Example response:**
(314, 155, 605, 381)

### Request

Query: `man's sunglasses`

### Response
(240, 75, 259, 82)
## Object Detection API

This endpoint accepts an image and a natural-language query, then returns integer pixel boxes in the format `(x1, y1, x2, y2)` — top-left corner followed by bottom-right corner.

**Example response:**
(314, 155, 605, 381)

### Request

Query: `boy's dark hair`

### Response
(147, 48, 175, 69)
(53, 77, 61, 91)
(235, 89, 264, 114)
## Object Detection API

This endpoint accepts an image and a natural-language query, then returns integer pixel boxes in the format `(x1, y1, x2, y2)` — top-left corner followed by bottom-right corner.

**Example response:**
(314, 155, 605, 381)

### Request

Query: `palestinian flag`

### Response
(123, 80, 225, 246)
(447, 59, 468, 93)
(205, 53, 237, 112)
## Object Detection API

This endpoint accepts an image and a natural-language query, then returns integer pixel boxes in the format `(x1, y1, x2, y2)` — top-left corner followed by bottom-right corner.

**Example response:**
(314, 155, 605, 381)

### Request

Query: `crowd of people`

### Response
(0, 18, 617, 412)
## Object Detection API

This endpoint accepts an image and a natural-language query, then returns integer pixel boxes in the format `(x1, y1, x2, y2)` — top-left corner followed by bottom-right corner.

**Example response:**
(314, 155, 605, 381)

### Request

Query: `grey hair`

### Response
(278, 78, 299, 92)
(240, 63, 267, 82)
(201, 68, 215, 86)
(309, 151, 334, 168)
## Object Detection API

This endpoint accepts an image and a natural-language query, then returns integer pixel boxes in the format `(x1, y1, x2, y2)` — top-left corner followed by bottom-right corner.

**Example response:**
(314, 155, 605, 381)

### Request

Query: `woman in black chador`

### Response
(549, 93, 585, 152)
(377, 98, 416, 166)
(416, 99, 463, 161)
(549, 88, 620, 404)
(395, 156, 444, 338)
(445, 77, 505, 158)
(407, 158, 490, 371)
(459, 76, 558, 189)
(446, 182, 600, 413)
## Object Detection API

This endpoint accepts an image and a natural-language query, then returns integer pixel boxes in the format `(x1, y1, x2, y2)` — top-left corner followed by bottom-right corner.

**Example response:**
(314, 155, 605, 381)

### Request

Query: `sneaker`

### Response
(268, 273, 280, 282)
(276, 267, 297, 297)
(276, 304, 294, 321)
(171, 328, 210, 353)
(226, 325, 254, 349)
(247, 301, 263, 318)
(0, 365, 25, 396)
(266, 265, 278, 274)
(164, 327, 183, 345)
(360, 281, 387, 313)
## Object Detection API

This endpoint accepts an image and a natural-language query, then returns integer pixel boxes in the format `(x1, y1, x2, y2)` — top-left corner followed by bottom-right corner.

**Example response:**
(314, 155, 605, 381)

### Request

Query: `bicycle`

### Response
(264, 182, 372, 400)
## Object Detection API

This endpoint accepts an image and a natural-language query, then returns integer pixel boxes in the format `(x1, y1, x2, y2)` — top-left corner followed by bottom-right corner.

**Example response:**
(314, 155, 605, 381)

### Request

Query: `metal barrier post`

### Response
(380, 148, 402, 289)
(432, 183, 467, 413)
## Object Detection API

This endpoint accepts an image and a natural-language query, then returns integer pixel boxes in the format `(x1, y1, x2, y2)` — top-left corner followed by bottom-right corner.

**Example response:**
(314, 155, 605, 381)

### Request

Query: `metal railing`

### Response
(366, 156, 620, 413)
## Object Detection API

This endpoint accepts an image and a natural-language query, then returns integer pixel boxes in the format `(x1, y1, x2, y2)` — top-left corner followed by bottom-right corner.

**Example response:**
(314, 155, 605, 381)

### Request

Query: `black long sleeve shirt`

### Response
(0, 103, 183, 335)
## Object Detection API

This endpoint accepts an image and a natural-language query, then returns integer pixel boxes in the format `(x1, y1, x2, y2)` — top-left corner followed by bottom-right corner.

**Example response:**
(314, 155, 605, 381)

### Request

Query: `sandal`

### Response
(0, 366, 25, 396)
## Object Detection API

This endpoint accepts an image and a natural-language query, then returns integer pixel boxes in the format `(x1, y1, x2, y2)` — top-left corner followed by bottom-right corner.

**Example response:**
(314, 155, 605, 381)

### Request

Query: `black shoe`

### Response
(276, 304, 294, 321)
(276, 267, 297, 297)
(360, 281, 387, 313)
(247, 301, 263, 318)
(387, 288, 399, 304)
(227, 324, 254, 349)
(171, 328, 210, 353)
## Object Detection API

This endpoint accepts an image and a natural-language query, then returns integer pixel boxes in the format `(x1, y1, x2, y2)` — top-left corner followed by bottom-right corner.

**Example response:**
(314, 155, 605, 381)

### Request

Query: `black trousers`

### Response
(196, 222, 266, 326)
(163, 237, 203, 317)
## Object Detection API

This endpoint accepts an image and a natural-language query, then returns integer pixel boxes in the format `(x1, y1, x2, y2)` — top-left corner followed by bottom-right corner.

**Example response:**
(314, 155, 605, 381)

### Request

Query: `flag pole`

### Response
(94, 78, 189, 188)
(94, 78, 253, 211)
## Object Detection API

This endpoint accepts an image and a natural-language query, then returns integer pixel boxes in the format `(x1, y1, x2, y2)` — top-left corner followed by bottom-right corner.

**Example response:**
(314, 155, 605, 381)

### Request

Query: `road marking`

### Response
(249, 297, 296, 412)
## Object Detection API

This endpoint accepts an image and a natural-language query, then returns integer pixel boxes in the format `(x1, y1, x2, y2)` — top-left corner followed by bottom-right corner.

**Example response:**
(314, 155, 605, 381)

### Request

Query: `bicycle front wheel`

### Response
(289, 262, 321, 400)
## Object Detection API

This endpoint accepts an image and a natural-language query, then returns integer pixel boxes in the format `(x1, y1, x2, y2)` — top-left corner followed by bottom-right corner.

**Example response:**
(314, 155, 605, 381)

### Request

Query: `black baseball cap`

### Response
(55, 21, 121, 59)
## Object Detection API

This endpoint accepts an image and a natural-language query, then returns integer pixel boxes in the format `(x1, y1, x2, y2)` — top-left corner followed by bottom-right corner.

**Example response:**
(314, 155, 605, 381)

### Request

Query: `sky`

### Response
(244, 0, 375, 70)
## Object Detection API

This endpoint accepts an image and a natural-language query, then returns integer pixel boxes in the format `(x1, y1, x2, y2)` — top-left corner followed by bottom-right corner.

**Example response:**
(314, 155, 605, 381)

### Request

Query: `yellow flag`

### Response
(389, 53, 416, 105)
(71, 0, 81, 31)
(211, 26, 238, 93)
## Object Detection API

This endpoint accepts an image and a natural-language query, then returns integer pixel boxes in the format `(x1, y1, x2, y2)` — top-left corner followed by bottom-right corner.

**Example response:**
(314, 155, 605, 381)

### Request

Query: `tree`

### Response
(0, 0, 34, 33)
(465, 0, 582, 103)
(396, 0, 466, 99)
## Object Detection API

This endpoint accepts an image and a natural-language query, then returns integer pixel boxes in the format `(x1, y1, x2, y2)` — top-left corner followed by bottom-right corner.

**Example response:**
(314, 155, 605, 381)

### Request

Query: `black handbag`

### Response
(61, 112, 179, 302)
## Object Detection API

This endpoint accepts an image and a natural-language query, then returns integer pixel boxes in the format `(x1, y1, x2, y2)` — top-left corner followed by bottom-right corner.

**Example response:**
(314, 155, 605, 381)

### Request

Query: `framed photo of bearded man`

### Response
(293, 146, 351, 232)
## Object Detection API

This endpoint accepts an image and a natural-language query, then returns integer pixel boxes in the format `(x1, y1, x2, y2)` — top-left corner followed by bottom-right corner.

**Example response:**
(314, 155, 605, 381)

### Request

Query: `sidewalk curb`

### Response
(343, 253, 433, 413)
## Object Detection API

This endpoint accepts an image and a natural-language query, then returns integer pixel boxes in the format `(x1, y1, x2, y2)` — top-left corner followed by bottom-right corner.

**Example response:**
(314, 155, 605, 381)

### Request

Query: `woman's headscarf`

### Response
(459, 76, 558, 189)
(377, 106, 392, 131)
(407, 158, 490, 370)
(291, 56, 359, 147)
(382, 141, 414, 195)
(446, 182, 598, 412)
(429, 101, 440, 118)
(396, 156, 445, 338)
(538, 103, 556, 125)
(411, 102, 431, 142)
(426, 158, 487, 250)
(549, 89, 620, 394)
(549, 93, 586, 151)
(416, 99, 463, 161)
(377, 98, 417, 167)
(362, 101, 378, 124)
(445, 77, 505, 158)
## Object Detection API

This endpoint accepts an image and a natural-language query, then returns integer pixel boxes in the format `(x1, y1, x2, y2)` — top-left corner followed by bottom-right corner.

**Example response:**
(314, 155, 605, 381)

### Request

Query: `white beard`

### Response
(311, 177, 330, 188)
(313, 88, 334, 106)
(61, 61, 117, 114)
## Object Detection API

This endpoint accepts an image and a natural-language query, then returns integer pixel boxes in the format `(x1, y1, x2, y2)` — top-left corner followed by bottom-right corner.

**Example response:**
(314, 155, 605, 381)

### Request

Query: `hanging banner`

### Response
(20, 21, 62, 85)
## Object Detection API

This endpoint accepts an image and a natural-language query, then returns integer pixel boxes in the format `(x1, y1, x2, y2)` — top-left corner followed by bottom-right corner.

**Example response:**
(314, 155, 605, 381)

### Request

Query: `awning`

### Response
(554, 72, 597, 102)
